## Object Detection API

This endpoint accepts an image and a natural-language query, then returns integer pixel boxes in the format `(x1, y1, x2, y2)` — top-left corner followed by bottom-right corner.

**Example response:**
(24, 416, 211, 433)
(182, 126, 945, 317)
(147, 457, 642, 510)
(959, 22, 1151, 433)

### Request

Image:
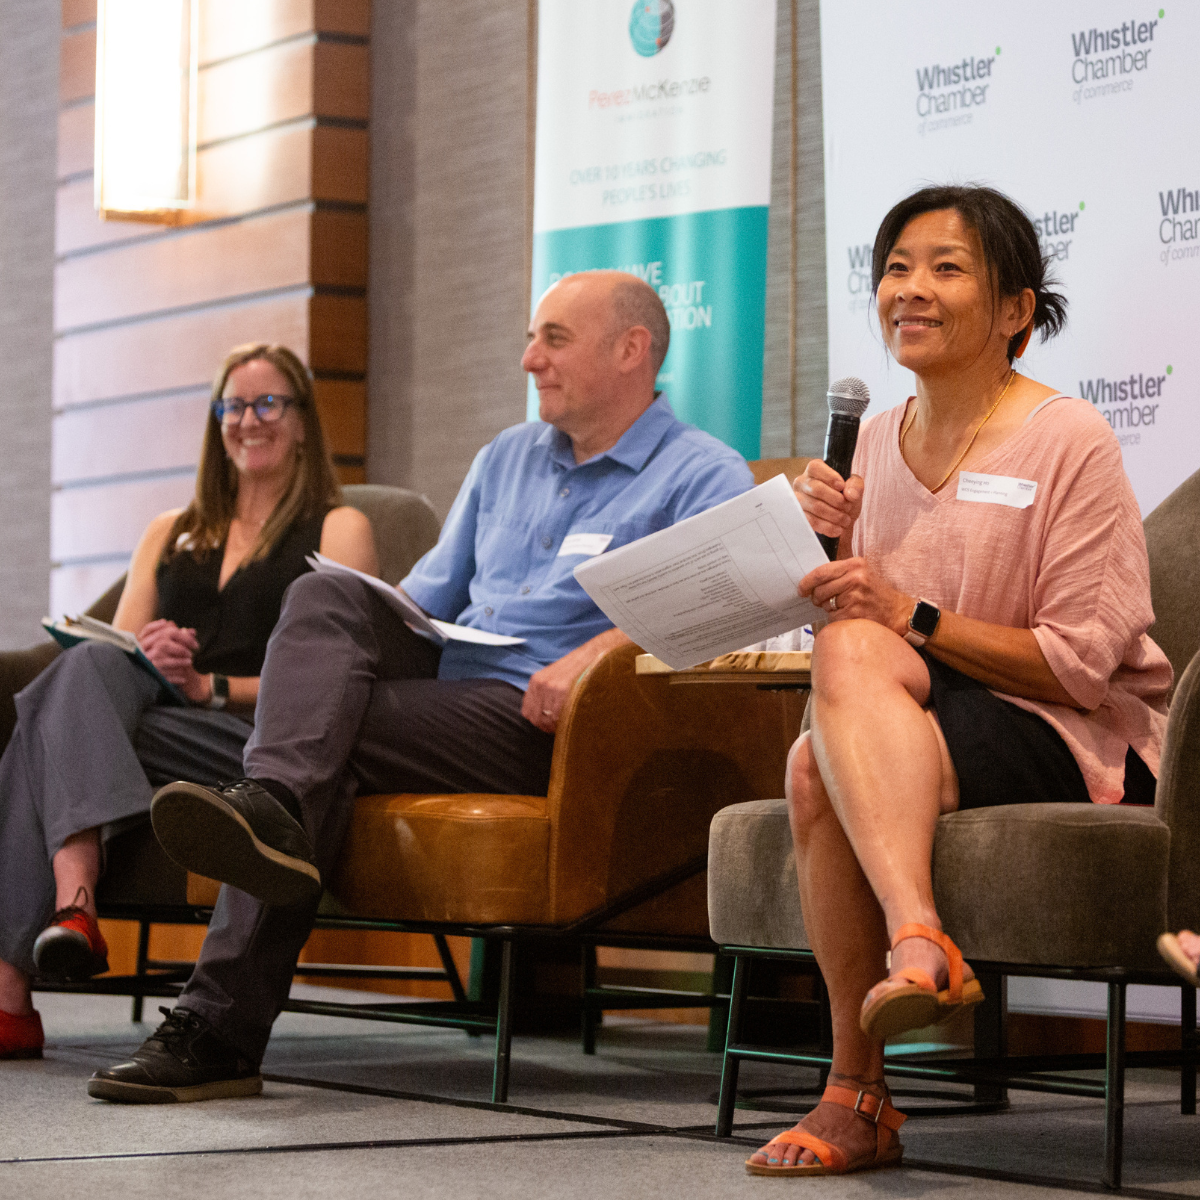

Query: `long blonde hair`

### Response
(163, 344, 341, 563)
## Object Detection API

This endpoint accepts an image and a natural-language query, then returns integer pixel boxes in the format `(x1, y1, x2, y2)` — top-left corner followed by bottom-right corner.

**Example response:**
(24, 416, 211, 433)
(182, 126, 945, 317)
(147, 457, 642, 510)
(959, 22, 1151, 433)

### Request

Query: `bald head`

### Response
(546, 271, 670, 373)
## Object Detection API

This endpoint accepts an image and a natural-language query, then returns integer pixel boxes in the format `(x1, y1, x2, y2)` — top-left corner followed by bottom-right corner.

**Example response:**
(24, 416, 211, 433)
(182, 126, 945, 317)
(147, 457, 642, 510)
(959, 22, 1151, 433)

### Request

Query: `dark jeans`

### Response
(178, 571, 555, 1062)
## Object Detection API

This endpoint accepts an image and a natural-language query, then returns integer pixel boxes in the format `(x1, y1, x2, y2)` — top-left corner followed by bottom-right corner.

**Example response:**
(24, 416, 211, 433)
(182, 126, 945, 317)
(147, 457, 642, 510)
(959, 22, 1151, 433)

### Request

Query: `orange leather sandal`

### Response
(859, 922, 984, 1041)
(745, 1084, 906, 1176)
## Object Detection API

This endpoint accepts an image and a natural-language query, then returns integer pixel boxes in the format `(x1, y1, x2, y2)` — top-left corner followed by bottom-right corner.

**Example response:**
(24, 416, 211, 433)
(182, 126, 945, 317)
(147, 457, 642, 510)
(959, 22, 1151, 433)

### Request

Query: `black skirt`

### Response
(919, 651, 1155, 809)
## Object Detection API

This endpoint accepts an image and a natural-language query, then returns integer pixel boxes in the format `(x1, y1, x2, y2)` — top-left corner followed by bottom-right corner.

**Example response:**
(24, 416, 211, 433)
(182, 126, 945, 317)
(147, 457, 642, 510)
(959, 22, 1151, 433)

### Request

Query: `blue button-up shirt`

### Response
(401, 395, 754, 689)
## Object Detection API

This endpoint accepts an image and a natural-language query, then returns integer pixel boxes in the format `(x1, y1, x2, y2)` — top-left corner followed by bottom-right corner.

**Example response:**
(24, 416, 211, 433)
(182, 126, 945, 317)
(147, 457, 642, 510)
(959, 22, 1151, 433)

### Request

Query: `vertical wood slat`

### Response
(53, 0, 369, 619)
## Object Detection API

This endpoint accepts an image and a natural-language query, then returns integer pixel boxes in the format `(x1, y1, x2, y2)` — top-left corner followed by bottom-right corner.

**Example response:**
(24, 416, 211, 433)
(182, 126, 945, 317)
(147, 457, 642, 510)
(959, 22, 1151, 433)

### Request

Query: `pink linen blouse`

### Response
(850, 393, 1172, 804)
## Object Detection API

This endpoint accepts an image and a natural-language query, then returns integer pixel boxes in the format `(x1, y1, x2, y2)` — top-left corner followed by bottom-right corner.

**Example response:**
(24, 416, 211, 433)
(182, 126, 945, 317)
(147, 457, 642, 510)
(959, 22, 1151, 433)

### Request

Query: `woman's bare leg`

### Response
(749, 619, 958, 1168)
(52, 828, 101, 916)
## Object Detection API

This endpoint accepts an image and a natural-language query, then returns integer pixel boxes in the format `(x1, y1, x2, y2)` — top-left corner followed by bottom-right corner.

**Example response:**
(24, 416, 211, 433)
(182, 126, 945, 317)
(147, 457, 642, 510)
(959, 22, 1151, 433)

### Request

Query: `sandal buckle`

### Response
(853, 1091, 883, 1123)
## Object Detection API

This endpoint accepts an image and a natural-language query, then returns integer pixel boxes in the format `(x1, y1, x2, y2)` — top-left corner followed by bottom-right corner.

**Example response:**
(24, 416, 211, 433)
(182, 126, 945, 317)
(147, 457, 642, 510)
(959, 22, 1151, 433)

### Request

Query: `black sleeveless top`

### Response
(155, 510, 328, 677)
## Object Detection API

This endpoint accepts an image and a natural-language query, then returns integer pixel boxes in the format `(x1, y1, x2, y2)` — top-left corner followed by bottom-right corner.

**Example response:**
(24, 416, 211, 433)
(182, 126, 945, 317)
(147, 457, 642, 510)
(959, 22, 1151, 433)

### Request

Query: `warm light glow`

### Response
(94, 0, 198, 221)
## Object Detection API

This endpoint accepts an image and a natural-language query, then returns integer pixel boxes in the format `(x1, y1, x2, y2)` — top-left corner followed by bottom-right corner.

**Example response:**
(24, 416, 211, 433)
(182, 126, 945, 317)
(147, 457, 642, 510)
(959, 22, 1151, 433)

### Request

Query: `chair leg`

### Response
(491, 939, 515, 1104)
(131, 920, 151, 1023)
(972, 970, 1008, 1106)
(1103, 980, 1127, 1191)
(581, 944, 598, 1056)
(1182, 984, 1197, 1117)
(715, 955, 748, 1137)
(706, 952, 734, 1053)
(432, 933, 467, 1004)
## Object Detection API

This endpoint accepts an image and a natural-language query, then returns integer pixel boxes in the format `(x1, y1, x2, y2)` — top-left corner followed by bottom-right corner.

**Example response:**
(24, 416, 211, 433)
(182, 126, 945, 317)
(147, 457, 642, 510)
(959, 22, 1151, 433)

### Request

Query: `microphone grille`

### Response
(827, 376, 871, 418)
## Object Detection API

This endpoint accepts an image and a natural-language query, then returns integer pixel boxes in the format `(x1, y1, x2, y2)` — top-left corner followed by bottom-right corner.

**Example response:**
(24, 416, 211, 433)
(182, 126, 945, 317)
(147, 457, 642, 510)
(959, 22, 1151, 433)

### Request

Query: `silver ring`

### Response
(542, 709, 553, 716)
(829, 595, 837, 612)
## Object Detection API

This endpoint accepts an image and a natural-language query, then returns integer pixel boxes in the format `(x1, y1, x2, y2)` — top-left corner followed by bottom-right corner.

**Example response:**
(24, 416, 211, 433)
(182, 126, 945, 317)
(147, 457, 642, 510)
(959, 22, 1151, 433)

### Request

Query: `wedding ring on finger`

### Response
(828, 595, 838, 612)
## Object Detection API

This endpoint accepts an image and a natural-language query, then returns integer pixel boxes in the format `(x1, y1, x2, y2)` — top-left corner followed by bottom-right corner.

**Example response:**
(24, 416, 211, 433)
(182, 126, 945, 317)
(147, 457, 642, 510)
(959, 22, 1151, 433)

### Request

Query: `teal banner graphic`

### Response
(529, 207, 769, 458)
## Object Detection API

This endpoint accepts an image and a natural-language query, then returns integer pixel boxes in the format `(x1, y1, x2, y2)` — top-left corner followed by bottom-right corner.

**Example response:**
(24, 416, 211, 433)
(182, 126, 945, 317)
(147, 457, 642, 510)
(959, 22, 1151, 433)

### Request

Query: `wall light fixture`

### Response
(94, 0, 198, 222)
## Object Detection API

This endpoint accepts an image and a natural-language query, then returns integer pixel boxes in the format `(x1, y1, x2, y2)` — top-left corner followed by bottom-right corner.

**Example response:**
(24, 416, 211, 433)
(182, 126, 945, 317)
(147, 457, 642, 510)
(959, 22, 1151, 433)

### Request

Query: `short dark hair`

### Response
(871, 184, 1068, 361)
(610, 276, 671, 371)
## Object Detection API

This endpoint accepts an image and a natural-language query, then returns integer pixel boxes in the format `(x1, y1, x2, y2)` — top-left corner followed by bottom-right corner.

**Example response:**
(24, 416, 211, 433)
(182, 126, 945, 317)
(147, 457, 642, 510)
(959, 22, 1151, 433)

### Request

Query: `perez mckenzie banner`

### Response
(531, 0, 777, 458)
(820, 1, 1199, 513)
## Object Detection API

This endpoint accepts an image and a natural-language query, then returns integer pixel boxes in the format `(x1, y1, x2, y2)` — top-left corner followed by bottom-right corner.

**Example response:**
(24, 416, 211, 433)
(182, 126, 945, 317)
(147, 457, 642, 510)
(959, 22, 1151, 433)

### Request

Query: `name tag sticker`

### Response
(956, 471, 1038, 509)
(557, 532, 614, 557)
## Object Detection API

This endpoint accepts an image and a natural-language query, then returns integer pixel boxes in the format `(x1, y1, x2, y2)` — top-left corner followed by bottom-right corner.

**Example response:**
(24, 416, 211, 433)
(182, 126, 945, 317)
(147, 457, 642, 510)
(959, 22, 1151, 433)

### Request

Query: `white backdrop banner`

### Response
(820, 2, 1198, 513)
(532, 0, 777, 458)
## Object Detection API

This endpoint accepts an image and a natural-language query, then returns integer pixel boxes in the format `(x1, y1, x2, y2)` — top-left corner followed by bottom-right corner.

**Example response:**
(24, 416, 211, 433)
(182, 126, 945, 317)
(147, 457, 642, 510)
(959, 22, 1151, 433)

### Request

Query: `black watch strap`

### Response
(208, 673, 230, 710)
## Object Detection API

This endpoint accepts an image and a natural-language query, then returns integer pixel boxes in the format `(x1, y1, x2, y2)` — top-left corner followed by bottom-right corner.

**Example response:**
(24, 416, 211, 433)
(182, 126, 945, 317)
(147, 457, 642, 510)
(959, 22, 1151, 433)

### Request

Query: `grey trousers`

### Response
(179, 571, 555, 1062)
(0, 641, 251, 973)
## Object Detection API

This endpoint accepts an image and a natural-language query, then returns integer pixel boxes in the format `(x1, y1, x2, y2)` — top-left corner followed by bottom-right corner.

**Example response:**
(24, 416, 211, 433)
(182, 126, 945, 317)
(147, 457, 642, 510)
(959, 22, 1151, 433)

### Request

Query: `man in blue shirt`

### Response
(89, 270, 752, 1103)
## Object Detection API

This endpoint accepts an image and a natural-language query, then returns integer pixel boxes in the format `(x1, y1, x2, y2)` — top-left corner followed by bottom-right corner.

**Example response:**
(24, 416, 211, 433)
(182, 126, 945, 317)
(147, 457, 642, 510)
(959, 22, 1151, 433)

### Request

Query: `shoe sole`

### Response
(87, 1073, 263, 1104)
(860, 978, 984, 1042)
(33, 927, 108, 983)
(152, 782, 321, 908)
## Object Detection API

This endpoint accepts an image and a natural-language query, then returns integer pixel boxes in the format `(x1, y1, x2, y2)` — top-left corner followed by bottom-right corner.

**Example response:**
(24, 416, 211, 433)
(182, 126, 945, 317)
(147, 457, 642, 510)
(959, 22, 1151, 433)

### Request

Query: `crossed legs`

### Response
(749, 619, 963, 1169)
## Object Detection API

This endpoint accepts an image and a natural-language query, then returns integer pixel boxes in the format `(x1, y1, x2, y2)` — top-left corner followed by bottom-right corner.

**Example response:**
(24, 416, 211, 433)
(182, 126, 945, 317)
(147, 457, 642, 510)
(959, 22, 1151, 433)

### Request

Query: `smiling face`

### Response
(218, 357, 306, 482)
(876, 208, 1028, 378)
(520, 275, 624, 434)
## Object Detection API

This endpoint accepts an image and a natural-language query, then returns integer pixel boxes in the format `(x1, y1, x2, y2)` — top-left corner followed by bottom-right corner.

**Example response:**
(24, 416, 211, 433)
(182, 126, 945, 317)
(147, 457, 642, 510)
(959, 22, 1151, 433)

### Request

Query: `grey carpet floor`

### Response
(2, 988, 1196, 1200)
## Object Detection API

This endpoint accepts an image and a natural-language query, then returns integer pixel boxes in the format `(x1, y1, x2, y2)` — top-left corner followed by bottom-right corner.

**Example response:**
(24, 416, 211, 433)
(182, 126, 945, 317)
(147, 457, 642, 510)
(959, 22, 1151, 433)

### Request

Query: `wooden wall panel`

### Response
(313, 379, 366, 458)
(200, 0, 317, 65)
(314, 0, 371, 39)
(52, 391, 211, 484)
(55, 207, 314, 332)
(59, 28, 95, 104)
(198, 40, 317, 146)
(54, 293, 311, 408)
(57, 103, 92, 178)
(314, 43, 370, 119)
(52, 476, 196, 562)
(311, 209, 368, 287)
(312, 126, 369, 203)
(309, 295, 367, 374)
(51, 562, 127, 623)
(62, 0, 96, 30)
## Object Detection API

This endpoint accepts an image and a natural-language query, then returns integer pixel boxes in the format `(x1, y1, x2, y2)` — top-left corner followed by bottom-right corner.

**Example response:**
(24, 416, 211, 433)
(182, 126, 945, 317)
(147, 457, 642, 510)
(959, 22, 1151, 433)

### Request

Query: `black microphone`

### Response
(817, 376, 871, 561)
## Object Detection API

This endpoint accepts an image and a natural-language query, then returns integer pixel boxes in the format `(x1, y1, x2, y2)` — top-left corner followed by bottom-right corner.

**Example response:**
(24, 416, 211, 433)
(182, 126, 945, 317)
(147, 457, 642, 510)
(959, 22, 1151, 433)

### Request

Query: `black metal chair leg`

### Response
(432, 933, 467, 1004)
(491, 939, 515, 1104)
(1182, 984, 1197, 1116)
(715, 955, 749, 1137)
(131, 920, 151, 1023)
(581, 944, 598, 1055)
(973, 970, 1008, 1106)
(1103, 980, 1127, 1190)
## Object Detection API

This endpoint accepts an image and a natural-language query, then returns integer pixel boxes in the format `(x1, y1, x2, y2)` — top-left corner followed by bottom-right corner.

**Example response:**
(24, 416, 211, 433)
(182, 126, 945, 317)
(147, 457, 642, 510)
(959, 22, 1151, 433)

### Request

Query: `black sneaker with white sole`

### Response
(151, 778, 321, 908)
(87, 1007, 262, 1103)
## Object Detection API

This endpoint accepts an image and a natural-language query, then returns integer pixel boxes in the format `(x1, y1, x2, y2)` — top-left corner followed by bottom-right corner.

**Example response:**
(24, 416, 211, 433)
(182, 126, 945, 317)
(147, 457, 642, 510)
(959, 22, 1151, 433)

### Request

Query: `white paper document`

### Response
(573, 475, 828, 669)
(306, 554, 525, 646)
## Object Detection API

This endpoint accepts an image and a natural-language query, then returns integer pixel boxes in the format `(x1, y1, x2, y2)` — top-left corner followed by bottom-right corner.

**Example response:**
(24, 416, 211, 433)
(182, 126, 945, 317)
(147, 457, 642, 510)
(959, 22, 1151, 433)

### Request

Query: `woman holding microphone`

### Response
(748, 185, 1172, 1176)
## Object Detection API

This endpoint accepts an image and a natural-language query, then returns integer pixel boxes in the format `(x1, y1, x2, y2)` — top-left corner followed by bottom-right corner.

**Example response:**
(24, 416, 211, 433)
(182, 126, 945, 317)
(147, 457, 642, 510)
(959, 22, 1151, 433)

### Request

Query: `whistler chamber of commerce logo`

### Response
(1080, 365, 1172, 447)
(1159, 185, 1200, 265)
(630, 0, 675, 57)
(914, 47, 998, 135)
(844, 243, 873, 313)
(1034, 202, 1085, 263)
(1071, 11, 1161, 103)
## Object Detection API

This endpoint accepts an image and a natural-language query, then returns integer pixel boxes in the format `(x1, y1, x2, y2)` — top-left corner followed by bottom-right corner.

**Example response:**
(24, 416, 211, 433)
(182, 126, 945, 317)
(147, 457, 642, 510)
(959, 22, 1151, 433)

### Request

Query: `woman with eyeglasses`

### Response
(0, 343, 377, 1059)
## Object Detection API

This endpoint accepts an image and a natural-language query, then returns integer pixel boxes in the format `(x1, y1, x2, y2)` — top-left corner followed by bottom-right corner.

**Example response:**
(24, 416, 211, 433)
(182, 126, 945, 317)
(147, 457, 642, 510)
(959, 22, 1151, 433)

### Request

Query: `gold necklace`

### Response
(901, 368, 1017, 493)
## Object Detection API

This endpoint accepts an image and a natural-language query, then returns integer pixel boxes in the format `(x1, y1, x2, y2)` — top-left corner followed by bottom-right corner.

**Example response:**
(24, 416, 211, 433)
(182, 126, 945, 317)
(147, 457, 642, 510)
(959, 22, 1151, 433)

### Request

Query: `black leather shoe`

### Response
(151, 778, 321, 907)
(87, 1007, 262, 1103)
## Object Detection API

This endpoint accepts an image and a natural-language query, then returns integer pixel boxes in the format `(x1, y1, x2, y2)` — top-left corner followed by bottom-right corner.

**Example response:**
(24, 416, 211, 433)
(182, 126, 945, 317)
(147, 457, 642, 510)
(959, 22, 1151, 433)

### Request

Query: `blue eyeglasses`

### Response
(212, 394, 296, 423)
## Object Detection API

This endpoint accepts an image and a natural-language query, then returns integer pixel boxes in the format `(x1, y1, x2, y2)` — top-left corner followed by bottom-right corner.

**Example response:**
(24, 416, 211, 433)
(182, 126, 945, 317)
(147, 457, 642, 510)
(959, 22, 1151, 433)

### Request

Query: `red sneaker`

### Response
(0, 1008, 44, 1060)
(32, 905, 109, 981)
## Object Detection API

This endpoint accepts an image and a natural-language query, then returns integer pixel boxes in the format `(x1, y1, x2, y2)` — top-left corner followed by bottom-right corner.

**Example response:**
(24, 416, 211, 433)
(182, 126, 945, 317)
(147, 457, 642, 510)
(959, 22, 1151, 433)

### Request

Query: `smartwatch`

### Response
(208, 673, 230, 710)
(904, 599, 941, 648)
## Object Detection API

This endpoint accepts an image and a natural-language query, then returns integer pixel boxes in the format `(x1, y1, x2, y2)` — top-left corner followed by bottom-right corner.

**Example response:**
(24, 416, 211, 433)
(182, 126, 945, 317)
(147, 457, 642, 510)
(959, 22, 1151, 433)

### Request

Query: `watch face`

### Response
(910, 600, 940, 638)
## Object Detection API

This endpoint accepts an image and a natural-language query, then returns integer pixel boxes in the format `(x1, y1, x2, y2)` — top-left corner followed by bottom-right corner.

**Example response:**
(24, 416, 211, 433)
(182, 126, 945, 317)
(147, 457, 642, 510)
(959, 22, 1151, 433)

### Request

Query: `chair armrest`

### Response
(0, 641, 61, 753)
(1158, 645, 1200, 933)
(544, 641, 805, 923)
